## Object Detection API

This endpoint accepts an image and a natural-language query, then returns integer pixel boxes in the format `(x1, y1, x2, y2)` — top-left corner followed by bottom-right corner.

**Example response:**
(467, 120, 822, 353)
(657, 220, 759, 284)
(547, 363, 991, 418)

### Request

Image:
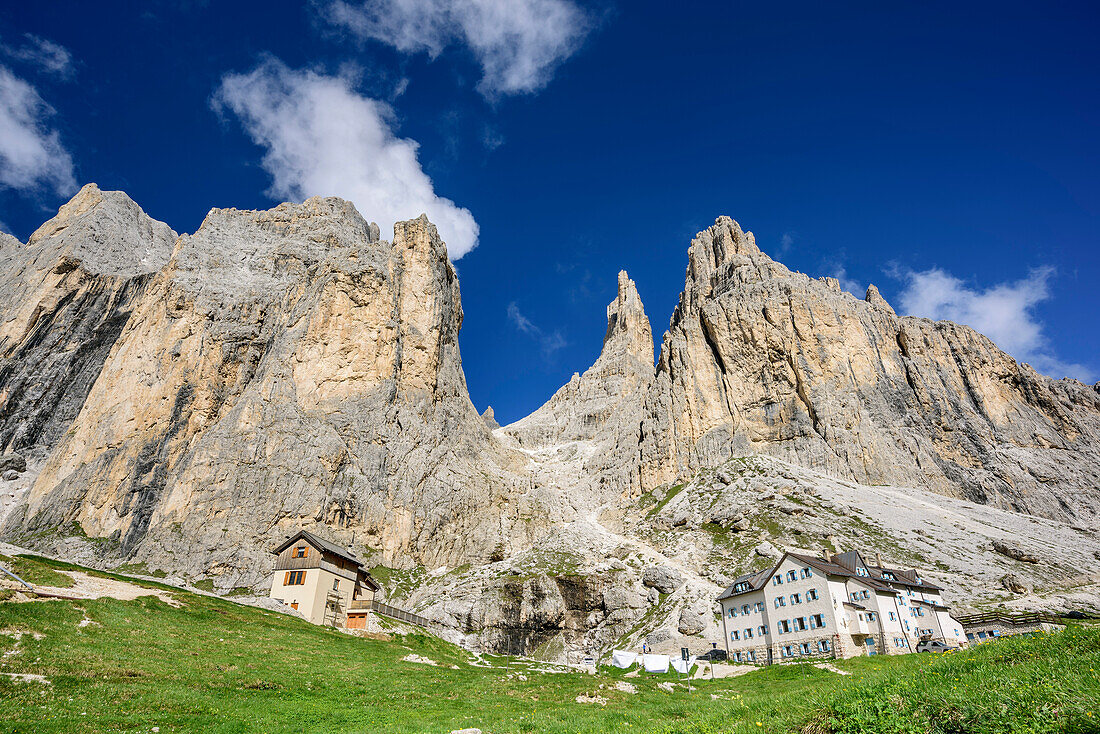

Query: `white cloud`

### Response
(214, 59, 479, 258)
(326, 0, 592, 96)
(831, 263, 863, 296)
(5, 34, 73, 77)
(0, 65, 75, 196)
(507, 302, 566, 355)
(894, 265, 1094, 381)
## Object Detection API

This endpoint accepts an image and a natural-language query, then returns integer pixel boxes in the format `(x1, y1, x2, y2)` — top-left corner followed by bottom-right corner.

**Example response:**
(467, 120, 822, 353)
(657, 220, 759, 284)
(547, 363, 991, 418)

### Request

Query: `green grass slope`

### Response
(0, 555, 1097, 733)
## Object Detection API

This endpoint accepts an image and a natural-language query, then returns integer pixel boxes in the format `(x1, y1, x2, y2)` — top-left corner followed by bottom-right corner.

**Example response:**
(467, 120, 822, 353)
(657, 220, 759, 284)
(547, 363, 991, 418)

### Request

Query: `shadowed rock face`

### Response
(5, 198, 522, 582)
(0, 184, 177, 458)
(634, 216, 1100, 521)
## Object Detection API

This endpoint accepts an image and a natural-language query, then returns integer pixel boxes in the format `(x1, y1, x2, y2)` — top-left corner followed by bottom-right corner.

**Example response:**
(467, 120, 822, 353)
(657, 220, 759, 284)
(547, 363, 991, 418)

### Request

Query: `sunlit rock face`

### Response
(3, 190, 1099, 660)
(0, 185, 178, 460)
(5, 194, 525, 584)
(636, 216, 1100, 523)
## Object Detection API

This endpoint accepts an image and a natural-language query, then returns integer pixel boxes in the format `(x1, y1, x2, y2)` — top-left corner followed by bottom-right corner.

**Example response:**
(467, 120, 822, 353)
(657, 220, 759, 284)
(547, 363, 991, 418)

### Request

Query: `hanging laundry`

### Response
(643, 654, 670, 673)
(611, 650, 638, 668)
(671, 656, 696, 674)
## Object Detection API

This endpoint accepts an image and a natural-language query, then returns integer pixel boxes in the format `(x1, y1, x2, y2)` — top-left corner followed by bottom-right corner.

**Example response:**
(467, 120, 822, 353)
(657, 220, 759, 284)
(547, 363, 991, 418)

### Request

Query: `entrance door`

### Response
(346, 614, 366, 630)
(866, 637, 876, 656)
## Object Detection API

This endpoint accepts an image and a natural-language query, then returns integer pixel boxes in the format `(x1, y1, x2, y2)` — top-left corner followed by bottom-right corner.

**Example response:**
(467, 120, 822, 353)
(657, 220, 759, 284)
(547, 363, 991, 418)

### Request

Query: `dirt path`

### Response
(7, 569, 179, 607)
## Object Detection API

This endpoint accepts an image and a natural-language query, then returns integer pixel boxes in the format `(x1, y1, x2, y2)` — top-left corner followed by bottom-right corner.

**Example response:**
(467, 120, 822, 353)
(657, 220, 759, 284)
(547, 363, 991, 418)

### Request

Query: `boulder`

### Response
(645, 628, 672, 646)
(642, 566, 683, 594)
(992, 540, 1040, 564)
(677, 603, 709, 635)
(1000, 574, 1030, 595)
(0, 454, 26, 474)
(2, 470, 18, 481)
(753, 541, 779, 559)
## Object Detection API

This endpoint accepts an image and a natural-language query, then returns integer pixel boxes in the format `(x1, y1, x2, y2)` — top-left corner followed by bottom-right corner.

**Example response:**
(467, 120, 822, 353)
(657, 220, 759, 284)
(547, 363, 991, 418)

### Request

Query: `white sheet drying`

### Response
(611, 650, 637, 668)
(643, 654, 670, 673)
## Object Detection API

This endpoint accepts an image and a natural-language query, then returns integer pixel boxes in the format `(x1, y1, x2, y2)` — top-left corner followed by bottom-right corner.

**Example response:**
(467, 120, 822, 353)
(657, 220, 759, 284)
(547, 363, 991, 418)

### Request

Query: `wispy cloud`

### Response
(893, 265, 1094, 381)
(324, 0, 593, 97)
(778, 231, 795, 255)
(4, 34, 73, 78)
(0, 65, 75, 196)
(213, 58, 479, 258)
(507, 302, 566, 355)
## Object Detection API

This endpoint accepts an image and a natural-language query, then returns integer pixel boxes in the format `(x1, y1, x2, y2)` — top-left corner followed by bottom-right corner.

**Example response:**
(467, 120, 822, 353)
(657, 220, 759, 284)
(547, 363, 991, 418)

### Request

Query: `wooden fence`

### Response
(370, 601, 433, 629)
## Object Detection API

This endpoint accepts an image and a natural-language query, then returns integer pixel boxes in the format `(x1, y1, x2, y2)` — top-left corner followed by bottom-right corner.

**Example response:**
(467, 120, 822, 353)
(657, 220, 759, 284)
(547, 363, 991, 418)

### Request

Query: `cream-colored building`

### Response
(718, 548, 967, 663)
(268, 530, 379, 629)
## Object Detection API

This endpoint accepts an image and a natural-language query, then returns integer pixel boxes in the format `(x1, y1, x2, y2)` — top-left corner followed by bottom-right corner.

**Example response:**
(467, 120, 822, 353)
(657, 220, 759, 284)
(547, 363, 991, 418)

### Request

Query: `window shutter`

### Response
(284, 571, 291, 585)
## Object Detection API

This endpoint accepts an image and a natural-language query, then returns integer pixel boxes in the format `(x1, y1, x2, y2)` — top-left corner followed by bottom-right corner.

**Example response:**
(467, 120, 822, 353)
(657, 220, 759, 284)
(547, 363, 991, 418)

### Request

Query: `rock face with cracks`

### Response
(2, 190, 1099, 661)
(0, 184, 177, 459)
(636, 217, 1100, 524)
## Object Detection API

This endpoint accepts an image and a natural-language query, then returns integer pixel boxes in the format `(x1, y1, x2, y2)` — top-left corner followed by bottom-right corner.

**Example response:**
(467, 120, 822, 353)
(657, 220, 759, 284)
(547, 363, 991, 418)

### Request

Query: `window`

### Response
(889, 611, 896, 621)
(791, 593, 801, 604)
(332, 579, 339, 591)
(775, 597, 786, 608)
(734, 652, 742, 662)
(284, 570, 306, 585)
(800, 567, 813, 579)
(807, 589, 819, 601)
(747, 651, 756, 662)
(882, 572, 895, 580)
(742, 603, 751, 615)
(812, 614, 825, 628)
(758, 625, 767, 636)
(292, 546, 309, 558)
(731, 630, 740, 641)
(856, 567, 869, 577)
(787, 570, 797, 582)
(756, 602, 765, 612)
(867, 612, 876, 622)
(774, 575, 783, 586)
(800, 643, 811, 655)
(858, 613, 864, 621)
(728, 608, 736, 618)
(782, 645, 793, 658)
(967, 632, 976, 640)
(745, 628, 753, 639)
(799, 617, 809, 631)
(818, 639, 831, 652)
(778, 620, 791, 634)
(862, 590, 870, 600)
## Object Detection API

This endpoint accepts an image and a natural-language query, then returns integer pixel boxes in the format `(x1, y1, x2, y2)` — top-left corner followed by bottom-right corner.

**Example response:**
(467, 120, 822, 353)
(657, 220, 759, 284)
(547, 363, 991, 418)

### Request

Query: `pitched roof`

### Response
(718, 569, 772, 600)
(273, 529, 362, 567)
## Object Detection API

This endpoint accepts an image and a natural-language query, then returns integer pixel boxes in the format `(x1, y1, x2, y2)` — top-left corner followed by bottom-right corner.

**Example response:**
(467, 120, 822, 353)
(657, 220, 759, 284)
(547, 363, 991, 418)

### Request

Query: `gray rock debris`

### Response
(642, 566, 683, 594)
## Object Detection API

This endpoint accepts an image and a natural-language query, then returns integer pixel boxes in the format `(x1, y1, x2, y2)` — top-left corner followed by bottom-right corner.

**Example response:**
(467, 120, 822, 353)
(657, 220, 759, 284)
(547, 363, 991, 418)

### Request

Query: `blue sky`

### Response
(2, 1, 1098, 424)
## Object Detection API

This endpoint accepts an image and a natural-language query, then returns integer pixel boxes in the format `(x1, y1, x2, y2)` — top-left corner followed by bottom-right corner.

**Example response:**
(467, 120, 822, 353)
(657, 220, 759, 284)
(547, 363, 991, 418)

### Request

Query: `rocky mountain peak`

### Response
(602, 270, 653, 370)
(27, 183, 177, 278)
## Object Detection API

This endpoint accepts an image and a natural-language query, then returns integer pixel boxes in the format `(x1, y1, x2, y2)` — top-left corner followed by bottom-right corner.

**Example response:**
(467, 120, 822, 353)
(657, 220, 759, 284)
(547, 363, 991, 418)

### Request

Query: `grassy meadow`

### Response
(0, 554, 1097, 733)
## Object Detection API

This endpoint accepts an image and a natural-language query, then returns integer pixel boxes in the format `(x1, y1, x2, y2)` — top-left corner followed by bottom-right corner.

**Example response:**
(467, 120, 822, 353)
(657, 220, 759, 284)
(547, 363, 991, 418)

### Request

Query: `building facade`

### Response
(718, 548, 967, 663)
(268, 530, 379, 628)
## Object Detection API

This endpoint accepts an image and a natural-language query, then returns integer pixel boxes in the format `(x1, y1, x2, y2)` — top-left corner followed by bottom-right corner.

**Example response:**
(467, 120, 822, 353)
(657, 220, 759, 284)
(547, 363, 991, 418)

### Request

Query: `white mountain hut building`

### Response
(269, 530, 379, 629)
(718, 547, 968, 664)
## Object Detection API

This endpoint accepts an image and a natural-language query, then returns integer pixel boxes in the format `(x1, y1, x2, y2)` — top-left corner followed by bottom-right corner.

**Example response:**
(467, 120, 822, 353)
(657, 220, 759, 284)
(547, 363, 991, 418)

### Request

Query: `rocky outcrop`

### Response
(503, 270, 654, 499)
(636, 216, 1100, 522)
(0, 184, 177, 458)
(3, 189, 1099, 657)
(4, 197, 523, 585)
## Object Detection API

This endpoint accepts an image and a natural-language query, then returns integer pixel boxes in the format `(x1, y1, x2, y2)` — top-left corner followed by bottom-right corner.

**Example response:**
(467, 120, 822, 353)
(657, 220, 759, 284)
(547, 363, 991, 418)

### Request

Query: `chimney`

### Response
(821, 547, 832, 563)
(875, 552, 883, 568)
(826, 534, 841, 554)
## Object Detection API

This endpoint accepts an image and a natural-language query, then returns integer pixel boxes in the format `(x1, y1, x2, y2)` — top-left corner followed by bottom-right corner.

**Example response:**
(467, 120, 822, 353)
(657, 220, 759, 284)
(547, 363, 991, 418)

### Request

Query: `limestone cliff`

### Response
(0, 184, 177, 458)
(3, 190, 1099, 661)
(636, 216, 1100, 522)
(5, 197, 523, 585)
(503, 270, 653, 498)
